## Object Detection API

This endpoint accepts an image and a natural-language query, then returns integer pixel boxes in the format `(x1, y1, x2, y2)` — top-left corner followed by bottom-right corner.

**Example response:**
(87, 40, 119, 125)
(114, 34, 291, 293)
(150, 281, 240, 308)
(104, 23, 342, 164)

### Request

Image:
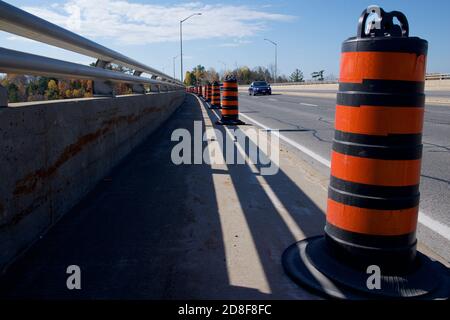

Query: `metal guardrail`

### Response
(269, 80, 338, 86)
(0, 0, 184, 105)
(272, 75, 450, 86)
(426, 73, 450, 80)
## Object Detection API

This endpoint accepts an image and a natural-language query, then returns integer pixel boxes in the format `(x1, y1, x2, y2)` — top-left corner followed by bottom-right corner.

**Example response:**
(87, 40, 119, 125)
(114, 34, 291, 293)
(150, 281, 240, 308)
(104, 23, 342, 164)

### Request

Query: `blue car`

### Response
(248, 81, 272, 96)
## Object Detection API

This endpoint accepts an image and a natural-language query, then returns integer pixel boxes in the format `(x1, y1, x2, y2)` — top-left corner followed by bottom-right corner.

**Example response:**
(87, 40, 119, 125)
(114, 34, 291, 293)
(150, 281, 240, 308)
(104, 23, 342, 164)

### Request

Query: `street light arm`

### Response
(181, 13, 202, 23)
(264, 38, 278, 83)
(264, 38, 277, 46)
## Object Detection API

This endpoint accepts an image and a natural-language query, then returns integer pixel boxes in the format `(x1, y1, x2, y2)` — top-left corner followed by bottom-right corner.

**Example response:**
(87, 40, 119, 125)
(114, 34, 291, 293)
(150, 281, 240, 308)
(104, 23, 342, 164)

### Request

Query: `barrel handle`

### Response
(357, 6, 409, 38)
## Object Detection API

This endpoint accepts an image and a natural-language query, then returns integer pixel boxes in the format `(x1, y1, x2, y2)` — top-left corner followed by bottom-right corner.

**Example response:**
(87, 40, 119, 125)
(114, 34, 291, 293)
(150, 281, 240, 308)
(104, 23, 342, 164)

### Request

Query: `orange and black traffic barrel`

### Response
(216, 76, 245, 125)
(282, 6, 448, 299)
(327, 7, 426, 272)
(198, 85, 203, 97)
(206, 83, 212, 102)
(209, 81, 221, 109)
(204, 84, 209, 101)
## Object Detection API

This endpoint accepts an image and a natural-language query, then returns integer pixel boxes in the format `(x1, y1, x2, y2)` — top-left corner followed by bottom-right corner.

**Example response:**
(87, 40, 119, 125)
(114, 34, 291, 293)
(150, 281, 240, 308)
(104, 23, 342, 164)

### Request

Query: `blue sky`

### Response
(1, 0, 450, 80)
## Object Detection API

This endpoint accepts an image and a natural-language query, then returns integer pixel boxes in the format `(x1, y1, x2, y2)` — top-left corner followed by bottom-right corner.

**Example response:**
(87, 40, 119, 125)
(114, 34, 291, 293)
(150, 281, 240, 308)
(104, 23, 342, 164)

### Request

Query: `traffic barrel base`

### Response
(282, 6, 449, 300)
(282, 236, 449, 299)
(215, 118, 246, 126)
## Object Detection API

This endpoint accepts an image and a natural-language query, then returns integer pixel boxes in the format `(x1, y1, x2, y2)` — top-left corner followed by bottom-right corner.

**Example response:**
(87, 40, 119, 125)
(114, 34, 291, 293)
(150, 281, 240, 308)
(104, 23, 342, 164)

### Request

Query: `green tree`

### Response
(7, 83, 20, 103)
(290, 69, 304, 82)
(38, 77, 50, 95)
(184, 71, 196, 86)
(236, 66, 251, 84)
(192, 65, 206, 84)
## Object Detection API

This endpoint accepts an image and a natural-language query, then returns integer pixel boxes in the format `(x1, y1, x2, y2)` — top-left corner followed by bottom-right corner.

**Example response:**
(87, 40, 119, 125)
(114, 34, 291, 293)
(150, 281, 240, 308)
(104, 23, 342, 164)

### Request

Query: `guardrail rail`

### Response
(0, 0, 184, 107)
(425, 73, 450, 80)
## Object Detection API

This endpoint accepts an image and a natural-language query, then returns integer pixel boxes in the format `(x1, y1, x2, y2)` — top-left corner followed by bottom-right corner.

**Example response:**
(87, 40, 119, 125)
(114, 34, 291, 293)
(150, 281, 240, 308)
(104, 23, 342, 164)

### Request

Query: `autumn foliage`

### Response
(0, 74, 95, 103)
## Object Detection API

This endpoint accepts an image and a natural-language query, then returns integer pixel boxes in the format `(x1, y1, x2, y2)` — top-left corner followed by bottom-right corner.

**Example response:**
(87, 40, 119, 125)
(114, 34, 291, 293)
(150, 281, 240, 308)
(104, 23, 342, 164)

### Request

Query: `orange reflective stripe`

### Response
(222, 91, 238, 97)
(221, 109, 238, 115)
(331, 151, 421, 186)
(221, 100, 238, 107)
(340, 52, 426, 83)
(327, 199, 418, 236)
(335, 105, 424, 135)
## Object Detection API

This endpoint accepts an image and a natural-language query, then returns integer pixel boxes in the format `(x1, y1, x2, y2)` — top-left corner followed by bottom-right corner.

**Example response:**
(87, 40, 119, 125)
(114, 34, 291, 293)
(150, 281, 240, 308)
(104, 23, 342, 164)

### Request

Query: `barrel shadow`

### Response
(203, 101, 327, 299)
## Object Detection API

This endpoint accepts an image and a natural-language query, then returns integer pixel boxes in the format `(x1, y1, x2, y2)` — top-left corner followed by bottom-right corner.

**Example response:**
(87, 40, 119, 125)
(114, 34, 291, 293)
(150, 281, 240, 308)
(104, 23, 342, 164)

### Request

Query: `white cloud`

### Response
(20, 0, 294, 45)
(217, 39, 252, 47)
(6, 35, 36, 43)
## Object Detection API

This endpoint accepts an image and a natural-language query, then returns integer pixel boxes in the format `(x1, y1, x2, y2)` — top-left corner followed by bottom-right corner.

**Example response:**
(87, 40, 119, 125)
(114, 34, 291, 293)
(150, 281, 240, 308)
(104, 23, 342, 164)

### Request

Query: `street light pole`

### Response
(218, 60, 227, 77)
(180, 13, 202, 83)
(173, 55, 179, 80)
(264, 38, 278, 83)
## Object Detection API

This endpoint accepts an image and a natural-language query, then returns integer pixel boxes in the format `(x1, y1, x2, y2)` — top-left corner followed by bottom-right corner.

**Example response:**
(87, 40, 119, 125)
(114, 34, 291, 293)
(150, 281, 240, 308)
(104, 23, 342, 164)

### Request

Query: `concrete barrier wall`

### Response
(0, 91, 185, 271)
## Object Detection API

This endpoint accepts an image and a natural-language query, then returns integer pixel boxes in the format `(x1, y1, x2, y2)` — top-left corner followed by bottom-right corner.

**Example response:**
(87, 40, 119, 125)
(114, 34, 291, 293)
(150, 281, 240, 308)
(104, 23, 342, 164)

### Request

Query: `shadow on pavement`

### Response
(0, 94, 327, 299)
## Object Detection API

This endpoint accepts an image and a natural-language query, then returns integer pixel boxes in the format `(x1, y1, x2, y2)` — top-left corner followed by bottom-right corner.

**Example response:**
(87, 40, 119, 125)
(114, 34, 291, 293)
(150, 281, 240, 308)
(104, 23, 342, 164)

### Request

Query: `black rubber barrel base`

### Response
(208, 104, 221, 110)
(282, 235, 449, 299)
(216, 119, 246, 126)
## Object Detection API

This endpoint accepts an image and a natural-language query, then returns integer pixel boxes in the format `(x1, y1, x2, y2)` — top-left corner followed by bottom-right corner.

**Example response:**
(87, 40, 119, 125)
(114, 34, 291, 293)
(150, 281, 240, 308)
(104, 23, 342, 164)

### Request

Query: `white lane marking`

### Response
(418, 214, 450, 240)
(239, 111, 450, 241)
(300, 102, 318, 107)
(239, 113, 331, 168)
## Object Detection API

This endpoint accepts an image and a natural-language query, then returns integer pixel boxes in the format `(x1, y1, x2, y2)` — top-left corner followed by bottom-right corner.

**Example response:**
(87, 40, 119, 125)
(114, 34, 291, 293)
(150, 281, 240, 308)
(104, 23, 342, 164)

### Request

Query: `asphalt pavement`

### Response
(239, 91, 450, 262)
(0, 93, 448, 299)
(0, 94, 326, 299)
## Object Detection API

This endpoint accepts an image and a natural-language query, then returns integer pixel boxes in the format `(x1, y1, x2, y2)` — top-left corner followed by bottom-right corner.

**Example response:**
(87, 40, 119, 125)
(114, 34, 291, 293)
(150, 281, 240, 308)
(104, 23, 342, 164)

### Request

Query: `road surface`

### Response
(239, 91, 450, 262)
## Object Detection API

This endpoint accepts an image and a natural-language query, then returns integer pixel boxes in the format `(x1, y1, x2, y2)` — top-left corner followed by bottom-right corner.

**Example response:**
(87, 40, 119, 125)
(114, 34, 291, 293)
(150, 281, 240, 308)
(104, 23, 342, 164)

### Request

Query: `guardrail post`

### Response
(149, 76, 160, 92)
(92, 59, 114, 96)
(93, 80, 114, 96)
(0, 84, 7, 108)
(132, 71, 145, 94)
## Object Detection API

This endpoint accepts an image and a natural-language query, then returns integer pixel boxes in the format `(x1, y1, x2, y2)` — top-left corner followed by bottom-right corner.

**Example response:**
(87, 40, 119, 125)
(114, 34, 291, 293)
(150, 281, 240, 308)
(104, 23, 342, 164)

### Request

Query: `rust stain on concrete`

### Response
(13, 128, 106, 196)
(6, 196, 47, 229)
(13, 107, 162, 197)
